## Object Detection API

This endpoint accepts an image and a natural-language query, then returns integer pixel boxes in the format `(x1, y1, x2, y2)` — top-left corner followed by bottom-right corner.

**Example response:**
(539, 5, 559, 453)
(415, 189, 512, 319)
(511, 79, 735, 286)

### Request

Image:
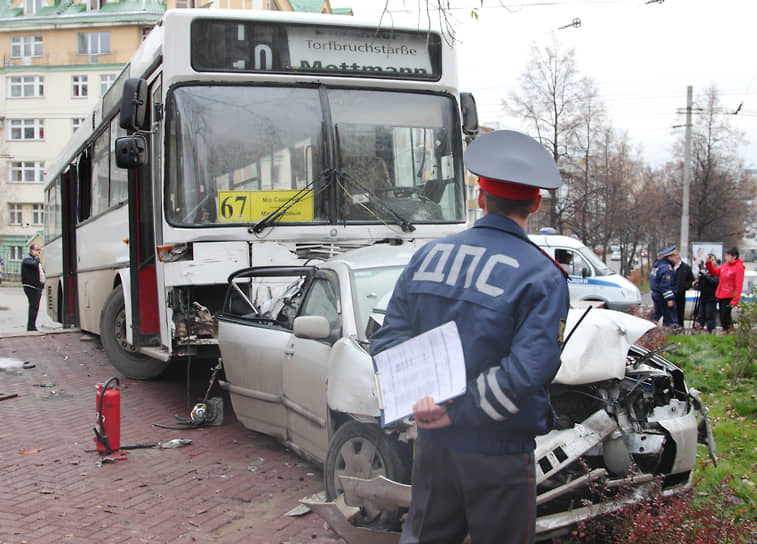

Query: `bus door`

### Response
(125, 79, 160, 347)
(61, 166, 79, 327)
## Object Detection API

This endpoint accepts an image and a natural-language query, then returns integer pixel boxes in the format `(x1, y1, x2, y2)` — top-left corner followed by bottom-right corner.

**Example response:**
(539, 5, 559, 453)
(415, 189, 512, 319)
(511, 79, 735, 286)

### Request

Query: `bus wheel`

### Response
(100, 287, 169, 380)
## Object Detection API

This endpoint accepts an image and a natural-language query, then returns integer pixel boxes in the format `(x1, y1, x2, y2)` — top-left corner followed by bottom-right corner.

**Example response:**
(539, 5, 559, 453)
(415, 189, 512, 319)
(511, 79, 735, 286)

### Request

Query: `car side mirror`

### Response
(115, 135, 147, 168)
(581, 267, 591, 278)
(293, 315, 330, 340)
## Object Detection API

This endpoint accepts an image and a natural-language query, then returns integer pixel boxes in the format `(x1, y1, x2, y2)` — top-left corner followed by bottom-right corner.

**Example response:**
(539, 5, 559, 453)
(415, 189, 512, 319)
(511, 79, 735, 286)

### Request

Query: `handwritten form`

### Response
(373, 321, 467, 427)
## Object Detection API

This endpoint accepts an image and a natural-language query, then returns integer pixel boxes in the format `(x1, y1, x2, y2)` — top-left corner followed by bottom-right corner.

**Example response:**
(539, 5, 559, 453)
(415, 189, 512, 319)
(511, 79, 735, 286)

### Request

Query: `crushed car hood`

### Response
(555, 308, 655, 385)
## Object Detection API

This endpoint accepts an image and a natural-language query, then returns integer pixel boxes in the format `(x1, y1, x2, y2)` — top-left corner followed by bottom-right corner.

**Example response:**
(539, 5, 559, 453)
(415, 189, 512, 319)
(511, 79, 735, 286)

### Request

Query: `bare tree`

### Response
(504, 37, 583, 229)
(669, 85, 753, 248)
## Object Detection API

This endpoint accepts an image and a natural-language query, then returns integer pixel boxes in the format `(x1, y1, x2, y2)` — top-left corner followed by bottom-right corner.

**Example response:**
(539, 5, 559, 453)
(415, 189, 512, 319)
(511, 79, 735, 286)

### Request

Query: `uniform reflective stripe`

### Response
(445, 244, 486, 288)
(663, 290, 674, 298)
(475, 254, 519, 297)
(485, 366, 520, 415)
(413, 243, 454, 282)
(477, 374, 506, 421)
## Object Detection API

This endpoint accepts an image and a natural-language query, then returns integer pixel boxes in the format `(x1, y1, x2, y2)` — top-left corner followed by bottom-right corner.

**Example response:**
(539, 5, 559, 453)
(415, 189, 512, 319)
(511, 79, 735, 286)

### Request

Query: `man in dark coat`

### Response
(671, 250, 695, 327)
(21, 244, 44, 331)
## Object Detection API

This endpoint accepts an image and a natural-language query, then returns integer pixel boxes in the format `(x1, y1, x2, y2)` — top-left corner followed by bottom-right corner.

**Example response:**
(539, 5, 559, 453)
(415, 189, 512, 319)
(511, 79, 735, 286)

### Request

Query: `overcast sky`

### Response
(331, 0, 757, 170)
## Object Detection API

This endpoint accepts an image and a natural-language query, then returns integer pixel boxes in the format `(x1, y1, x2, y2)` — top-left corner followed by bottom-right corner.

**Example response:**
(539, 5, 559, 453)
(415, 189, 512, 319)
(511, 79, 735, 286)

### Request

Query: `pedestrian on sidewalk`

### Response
(706, 247, 745, 333)
(22, 244, 44, 331)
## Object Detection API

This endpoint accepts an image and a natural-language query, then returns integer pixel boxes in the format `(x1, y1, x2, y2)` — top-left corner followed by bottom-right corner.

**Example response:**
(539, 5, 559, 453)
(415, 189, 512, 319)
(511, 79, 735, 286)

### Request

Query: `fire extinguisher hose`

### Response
(93, 376, 120, 455)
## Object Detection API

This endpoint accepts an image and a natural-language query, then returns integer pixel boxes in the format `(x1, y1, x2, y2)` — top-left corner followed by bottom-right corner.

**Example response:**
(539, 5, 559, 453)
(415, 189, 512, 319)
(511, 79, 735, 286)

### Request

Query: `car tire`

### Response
(100, 287, 169, 380)
(324, 420, 410, 529)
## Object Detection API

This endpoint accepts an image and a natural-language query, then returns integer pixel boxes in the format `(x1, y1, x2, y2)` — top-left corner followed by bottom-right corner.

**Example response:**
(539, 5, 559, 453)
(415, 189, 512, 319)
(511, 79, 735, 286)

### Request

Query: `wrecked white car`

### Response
(217, 244, 716, 541)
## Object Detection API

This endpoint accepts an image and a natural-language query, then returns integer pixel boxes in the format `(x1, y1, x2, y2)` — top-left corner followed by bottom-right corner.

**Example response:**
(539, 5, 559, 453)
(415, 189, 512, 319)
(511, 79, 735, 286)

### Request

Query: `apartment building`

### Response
(0, 0, 347, 279)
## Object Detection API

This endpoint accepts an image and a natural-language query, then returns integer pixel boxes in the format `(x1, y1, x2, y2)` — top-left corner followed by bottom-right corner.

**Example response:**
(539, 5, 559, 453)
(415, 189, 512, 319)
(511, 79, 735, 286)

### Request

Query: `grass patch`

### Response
(664, 333, 757, 518)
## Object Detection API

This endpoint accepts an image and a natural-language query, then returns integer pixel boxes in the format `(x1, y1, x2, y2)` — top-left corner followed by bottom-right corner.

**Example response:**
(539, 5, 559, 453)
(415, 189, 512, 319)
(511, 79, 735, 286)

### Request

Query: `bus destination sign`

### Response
(191, 20, 442, 81)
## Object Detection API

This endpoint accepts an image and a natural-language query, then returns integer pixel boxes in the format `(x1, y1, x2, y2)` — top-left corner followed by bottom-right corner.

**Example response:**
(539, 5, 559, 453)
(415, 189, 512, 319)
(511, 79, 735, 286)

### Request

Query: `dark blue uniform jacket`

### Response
(371, 214, 570, 455)
(649, 257, 676, 300)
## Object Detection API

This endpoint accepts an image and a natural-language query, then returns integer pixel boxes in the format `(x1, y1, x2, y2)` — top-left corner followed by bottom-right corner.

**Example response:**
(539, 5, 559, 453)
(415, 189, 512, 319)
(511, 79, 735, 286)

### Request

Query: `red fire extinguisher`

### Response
(94, 377, 120, 454)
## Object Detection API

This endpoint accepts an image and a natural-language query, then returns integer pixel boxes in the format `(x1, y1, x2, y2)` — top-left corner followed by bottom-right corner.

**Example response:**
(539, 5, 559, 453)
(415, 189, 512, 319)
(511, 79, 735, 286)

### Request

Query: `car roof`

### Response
(528, 234, 585, 249)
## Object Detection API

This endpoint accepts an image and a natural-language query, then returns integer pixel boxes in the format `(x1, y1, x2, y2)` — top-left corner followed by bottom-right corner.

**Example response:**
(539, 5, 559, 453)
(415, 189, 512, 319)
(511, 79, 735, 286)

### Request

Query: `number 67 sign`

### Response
(217, 190, 314, 223)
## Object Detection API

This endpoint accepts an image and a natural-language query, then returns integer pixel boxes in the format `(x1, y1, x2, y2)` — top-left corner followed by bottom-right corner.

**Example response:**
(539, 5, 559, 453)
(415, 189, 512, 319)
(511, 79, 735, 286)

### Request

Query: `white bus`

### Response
(44, 9, 477, 379)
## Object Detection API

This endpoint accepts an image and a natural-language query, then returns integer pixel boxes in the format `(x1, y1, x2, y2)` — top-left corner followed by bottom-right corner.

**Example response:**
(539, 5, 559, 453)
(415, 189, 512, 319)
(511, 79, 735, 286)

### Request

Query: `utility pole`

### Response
(681, 85, 693, 262)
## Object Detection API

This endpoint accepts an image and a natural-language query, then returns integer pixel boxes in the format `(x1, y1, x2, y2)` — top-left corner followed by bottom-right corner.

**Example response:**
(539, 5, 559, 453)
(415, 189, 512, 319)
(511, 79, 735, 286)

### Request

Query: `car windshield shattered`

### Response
(165, 85, 466, 228)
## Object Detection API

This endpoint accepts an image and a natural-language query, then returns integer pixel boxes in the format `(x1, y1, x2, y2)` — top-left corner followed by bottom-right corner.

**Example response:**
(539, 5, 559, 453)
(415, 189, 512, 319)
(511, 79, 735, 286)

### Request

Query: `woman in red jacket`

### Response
(706, 248, 745, 332)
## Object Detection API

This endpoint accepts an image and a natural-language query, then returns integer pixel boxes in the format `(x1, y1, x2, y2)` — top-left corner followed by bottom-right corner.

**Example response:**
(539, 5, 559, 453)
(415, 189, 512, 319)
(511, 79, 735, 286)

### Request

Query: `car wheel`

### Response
(324, 420, 410, 528)
(100, 287, 169, 380)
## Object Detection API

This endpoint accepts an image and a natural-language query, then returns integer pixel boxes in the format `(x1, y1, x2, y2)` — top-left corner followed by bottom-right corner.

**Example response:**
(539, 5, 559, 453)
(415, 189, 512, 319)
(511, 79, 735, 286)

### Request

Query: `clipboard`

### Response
(372, 321, 467, 427)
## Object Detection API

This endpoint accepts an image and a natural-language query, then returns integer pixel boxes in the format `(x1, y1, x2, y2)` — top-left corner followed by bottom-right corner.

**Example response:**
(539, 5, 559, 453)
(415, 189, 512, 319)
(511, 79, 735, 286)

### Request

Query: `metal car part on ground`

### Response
(216, 244, 715, 541)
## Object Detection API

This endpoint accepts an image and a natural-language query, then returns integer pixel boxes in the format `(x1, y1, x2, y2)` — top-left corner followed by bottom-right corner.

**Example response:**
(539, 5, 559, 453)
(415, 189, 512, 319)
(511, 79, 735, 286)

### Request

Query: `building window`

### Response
(10, 35, 43, 58)
(8, 75, 44, 98)
(72, 75, 88, 98)
(9, 119, 45, 141)
(100, 73, 116, 96)
(32, 203, 44, 225)
(72, 118, 85, 133)
(9, 203, 23, 226)
(9, 246, 24, 262)
(77, 32, 110, 56)
(10, 161, 45, 183)
(24, 0, 42, 15)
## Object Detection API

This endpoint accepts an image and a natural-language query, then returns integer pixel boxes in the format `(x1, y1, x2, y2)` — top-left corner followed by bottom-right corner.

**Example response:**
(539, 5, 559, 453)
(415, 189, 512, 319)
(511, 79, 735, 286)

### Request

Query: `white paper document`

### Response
(373, 321, 467, 427)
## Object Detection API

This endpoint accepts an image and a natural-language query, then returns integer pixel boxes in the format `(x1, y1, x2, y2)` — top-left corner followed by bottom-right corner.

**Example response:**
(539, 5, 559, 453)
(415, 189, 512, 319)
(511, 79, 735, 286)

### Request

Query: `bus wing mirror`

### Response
(120, 78, 148, 130)
(115, 135, 148, 168)
(460, 92, 479, 135)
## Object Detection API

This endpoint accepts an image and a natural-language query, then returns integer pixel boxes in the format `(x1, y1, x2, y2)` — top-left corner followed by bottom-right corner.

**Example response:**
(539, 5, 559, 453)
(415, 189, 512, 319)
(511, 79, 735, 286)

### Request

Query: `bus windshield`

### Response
(165, 85, 465, 228)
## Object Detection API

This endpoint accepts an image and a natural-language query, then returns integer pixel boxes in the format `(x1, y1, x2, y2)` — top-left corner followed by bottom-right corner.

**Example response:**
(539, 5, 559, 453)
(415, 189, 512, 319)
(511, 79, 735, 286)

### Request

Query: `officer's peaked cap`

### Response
(658, 245, 677, 258)
(464, 130, 561, 190)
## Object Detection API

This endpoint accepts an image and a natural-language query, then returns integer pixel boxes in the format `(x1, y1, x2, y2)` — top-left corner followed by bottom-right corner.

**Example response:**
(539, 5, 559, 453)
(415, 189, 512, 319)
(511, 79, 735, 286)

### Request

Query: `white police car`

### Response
(530, 234, 641, 312)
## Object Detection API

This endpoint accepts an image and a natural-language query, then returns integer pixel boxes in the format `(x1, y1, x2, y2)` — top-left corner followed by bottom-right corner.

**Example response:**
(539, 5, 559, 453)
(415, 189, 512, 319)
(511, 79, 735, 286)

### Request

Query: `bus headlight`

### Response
(157, 243, 191, 262)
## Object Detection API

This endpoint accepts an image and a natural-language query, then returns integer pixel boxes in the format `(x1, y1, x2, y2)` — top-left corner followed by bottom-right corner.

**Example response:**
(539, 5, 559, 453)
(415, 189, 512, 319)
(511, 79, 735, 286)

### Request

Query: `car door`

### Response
(557, 247, 596, 303)
(282, 271, 341, 463)
(218, 266, 315, 443)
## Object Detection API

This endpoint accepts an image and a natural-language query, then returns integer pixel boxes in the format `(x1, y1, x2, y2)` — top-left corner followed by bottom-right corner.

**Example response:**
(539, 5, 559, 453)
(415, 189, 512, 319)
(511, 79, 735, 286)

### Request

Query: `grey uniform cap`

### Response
(464, 130, 561, 190)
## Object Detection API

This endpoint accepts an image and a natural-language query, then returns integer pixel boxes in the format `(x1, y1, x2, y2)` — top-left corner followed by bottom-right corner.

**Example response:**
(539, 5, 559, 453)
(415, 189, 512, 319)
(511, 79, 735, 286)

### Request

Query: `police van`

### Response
(529, 234, 642, 311)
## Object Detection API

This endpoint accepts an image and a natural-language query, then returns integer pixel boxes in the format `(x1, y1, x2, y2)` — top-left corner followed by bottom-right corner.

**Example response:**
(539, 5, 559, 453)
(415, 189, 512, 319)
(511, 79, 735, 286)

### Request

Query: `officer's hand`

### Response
(413, 396, 451, 429)
(667, 299, 674, 307)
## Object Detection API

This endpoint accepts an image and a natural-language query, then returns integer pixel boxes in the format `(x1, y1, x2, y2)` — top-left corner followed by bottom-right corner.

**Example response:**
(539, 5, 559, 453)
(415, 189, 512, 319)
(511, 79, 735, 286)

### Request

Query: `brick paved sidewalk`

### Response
(0, 332, 344, 544)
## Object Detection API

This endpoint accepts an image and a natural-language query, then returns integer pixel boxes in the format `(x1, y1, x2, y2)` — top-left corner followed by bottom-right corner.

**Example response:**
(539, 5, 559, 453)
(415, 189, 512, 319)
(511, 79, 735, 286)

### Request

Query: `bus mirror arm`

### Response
(115, 135, 148, 169)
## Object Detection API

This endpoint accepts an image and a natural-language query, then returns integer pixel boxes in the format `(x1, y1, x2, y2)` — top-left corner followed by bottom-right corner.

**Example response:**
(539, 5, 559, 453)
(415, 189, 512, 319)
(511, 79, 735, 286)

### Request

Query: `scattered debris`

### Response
(0, 393, 18, 401)
(33, 383, 55, 388)
(157, 438, 192, 449)
(96, 455, 128, 467)
(22, 361, 35, 369)
(18, 449, 41, 454)
(0, 357, 24, 370)
(286, 491, 326, 517)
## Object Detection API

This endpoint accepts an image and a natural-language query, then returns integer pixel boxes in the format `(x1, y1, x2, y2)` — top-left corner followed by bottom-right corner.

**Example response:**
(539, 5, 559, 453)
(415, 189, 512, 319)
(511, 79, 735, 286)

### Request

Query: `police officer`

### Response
(371, 130, 570, 544)
(649, 245, 678, 327)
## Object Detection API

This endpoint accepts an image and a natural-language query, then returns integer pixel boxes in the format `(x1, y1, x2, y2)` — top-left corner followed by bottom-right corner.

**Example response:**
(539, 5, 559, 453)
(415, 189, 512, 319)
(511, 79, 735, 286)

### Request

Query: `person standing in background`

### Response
(21, 244, 44, 331)
(695, 255, 719, 333)
(649, 246, 678, 327)
(671, 250, 695, 327)
(706, 247, 745, 333)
